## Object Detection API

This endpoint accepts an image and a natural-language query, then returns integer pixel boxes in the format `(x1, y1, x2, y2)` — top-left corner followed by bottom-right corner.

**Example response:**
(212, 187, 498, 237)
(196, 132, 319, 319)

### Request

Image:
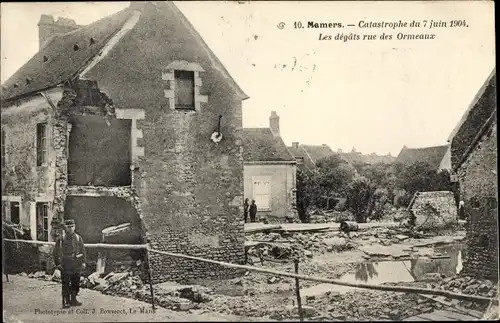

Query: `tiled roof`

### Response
(243, 128, 295, 162)
(339, 152, 396, 165)
(1, 1, 249, 103)
(396, 145, 449, 169)
(1, 8, 134, 102)
(301, 145, 335, 162)
(450, 70, 496, 170)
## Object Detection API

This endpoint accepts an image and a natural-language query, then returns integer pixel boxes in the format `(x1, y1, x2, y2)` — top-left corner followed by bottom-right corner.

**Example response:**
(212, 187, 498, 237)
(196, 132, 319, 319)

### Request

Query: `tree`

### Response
(396, 161, 452, 197)
(314, 155, 356, 199)
(346, 176, 376, 223)
(296, 169, 311, 223)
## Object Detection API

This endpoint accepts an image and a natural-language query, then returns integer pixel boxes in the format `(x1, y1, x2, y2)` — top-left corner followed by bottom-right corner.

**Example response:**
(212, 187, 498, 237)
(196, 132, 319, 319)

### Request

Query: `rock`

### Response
(304, 250, 313, 258)
(33, 271, 45, 278)
(394, 234, 409, 241)
(107, 272, 129, 284)
(51, 269, 61, 282)
(389, 309, 400, 319)
(267, 276, 277, 284)
(287, 305, 318, 318)
(422, 273, 442, 282)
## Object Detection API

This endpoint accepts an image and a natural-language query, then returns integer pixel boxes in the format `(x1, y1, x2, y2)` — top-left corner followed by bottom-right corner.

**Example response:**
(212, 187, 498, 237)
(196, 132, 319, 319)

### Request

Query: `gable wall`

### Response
(82, 3, 245, 282)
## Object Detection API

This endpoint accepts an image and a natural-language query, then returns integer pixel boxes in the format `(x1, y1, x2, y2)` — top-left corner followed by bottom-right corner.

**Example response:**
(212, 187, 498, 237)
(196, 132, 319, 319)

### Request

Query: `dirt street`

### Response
(2, 275, 261, 322)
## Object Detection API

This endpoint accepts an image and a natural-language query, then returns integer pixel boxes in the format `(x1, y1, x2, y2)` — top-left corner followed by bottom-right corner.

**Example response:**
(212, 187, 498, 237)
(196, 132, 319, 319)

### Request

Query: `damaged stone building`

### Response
(448, 68, 497, 280)
(1, 1, 248, 283)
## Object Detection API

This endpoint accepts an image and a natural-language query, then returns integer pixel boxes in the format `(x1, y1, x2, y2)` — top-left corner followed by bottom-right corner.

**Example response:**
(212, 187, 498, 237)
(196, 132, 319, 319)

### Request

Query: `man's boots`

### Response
(62, 294, 71, 308)
(70, 292, 82, 306)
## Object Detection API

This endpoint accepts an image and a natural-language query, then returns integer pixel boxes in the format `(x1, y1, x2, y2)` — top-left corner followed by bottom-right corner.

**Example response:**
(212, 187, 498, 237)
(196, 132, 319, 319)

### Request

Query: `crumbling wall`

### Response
(458, 122, 498, 280)
(68, 116, 131, 186)
(410, 191, 458, 230)
(81, 3, 247, 284)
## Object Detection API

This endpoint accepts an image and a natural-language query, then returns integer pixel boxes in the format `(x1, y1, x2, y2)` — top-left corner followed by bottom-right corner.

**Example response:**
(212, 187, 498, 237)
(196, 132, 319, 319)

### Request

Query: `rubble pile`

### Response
(434, 275, 498, 311)
(247, 230, 356, 262)
(309, 211, 356, 224)
(438, 276, 497, 298)
(309, 289, 438, 321)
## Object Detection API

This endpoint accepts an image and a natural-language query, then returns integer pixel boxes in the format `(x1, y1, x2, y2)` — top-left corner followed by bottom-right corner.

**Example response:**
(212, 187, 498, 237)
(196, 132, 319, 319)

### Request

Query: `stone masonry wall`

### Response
(410, 191, 458, 230)
(1, 95, 57, 231)
(81, 3, 247, 283)
(458, 122, 498, 280)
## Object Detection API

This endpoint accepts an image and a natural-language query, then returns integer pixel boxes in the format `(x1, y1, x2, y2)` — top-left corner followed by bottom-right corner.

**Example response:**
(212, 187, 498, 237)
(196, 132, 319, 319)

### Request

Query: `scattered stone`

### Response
(394, 234, 409, 241)
(107, 272, 129, 284)
(51, 269, 61, 282)
(422, 273, 442, 282)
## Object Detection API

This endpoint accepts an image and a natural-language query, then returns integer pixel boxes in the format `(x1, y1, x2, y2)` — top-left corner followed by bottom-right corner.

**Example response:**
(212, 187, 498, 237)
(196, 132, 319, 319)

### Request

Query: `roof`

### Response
(242, 128, 295, 162)
(1, 1, 248, 103)
(1, 8, 134, 102)
(447, 68, 496, 142)
(339, 152, 396, 165)
(450, 70, 497, 170)
(396, 145, 449, 169)
(301, 145, 335, 162)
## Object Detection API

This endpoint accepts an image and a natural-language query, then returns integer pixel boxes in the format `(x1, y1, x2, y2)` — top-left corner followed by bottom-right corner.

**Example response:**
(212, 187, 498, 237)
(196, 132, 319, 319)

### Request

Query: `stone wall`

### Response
(410, 191, 458, 230)
(1, 93, 60, 237)
(458, 122, 498, 280)
(79, 2, 247, 283)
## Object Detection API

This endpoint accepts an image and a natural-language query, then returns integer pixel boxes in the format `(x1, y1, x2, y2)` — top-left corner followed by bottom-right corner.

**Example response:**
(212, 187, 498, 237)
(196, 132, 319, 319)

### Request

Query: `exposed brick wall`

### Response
(458, 122, 498, 280)
(82, 3, 246, 283)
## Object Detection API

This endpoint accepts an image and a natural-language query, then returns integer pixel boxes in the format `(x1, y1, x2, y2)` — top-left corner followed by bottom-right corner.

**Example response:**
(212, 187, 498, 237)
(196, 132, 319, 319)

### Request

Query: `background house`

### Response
(243, 111, 297, 222)
(449, 68, 497, 280)
(395, 144, 449, 170)
(287, 143, 336, 171)
(1, 1, 248, 283)
(337, 147, 395, 166)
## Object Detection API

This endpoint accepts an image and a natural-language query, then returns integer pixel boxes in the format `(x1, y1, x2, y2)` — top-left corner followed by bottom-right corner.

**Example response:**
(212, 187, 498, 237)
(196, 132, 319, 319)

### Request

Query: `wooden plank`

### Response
(435, 310, 479, 321)
(410, 315, 432, 321)
(404, 315, 431, 321)
(416, 312, 455, 321)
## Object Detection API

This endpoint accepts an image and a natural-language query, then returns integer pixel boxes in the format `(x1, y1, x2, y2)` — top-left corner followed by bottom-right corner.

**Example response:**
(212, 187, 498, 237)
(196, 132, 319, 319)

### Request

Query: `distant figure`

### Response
(459, 200, 465, 220)
(243, 198, 249, 223)
(249, 200, 257, 223)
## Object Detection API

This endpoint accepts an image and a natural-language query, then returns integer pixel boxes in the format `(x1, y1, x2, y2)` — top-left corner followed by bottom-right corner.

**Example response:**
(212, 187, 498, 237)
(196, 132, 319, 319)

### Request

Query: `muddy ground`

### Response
(16, 222, 498, 321)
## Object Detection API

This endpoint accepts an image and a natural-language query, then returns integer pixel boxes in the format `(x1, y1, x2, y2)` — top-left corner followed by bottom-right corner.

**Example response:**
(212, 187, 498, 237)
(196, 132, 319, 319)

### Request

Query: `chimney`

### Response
(269, 111, 280, 137)
(38, 14, 80, 50)
(292, 142, 299, 149)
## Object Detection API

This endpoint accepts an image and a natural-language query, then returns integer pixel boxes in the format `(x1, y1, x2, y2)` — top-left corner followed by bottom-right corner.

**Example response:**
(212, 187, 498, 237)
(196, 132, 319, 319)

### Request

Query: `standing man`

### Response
(249, 200, 258, 223)
(459, 200, 465, 220)
(53, 219, 86, 308)
(244, 198, 249, 223)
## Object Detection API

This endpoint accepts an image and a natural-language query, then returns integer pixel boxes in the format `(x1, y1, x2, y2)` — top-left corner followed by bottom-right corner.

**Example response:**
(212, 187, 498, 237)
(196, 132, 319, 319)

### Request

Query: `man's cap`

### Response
(64, 219, 76, 227)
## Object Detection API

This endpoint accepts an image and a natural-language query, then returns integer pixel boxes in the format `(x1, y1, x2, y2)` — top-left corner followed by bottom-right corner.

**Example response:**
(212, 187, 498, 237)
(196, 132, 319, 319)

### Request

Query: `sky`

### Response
(1, 1, 495, 156)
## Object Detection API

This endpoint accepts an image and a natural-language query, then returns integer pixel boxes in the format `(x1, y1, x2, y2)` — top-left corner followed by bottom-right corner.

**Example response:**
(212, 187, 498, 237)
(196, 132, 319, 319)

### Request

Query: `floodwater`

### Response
(298, 243, 465, 297)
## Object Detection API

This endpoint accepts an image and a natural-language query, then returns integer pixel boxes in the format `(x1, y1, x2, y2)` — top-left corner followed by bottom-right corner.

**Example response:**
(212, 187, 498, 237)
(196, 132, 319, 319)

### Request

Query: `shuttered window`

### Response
(36, 202, 49, 241)
(174, 70, 195, 109)
(252, 177, 271, 211)
(36, 123, 48, 166)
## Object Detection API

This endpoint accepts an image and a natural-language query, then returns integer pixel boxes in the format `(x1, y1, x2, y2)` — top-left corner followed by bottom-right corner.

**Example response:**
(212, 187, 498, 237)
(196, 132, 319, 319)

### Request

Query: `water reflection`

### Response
(339, 243, 464, 286)
(288, 244, 465, 298)
(354, 262, 379, 283)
